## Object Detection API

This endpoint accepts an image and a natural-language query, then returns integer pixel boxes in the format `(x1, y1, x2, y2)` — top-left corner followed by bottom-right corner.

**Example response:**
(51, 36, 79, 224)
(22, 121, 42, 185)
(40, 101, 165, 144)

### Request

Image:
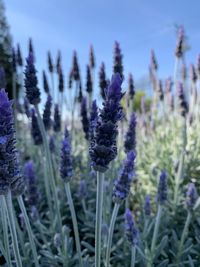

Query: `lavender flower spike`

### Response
(48, 51, 54, 73)
(89, 73, 124, 172)
(186, 183, 198, 210)
(60, 129, 73, 183)
(81, 96, 89, 140)
(125, 209, 139, 246)
(175, 26, 185, 58)
(99, 62, 107, 99)
(128, 73, 135, 100)
(113, 151, 136, 203)
(58, 68, 64, 92)
(86, 65, 93, 94)
(24, 53, 40, 105)
(0, 89, 23, 195)
(177, 82, 188, 117)
(157, 171, 168, 205)
(42, 70, 49, 94)
(24, 161, 39, 207)
(43, 94, 52, 131)
(31, 108, 43, 146)
(89, 45, 95, 69)
(53, 104, 61, 132)
(144, 195, 151, 216)
(124, 113, 136, 153)
(113, 41, 123, 79)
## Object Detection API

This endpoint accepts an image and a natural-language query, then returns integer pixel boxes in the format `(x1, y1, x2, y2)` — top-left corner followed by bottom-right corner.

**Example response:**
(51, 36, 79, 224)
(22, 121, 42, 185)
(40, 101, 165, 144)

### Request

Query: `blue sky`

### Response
(5, 0, 200, 95)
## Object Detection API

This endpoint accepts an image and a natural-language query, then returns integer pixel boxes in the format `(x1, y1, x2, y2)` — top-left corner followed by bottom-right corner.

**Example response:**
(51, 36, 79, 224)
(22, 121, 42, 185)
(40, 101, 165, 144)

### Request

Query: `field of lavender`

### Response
(0, 26, 200, 267)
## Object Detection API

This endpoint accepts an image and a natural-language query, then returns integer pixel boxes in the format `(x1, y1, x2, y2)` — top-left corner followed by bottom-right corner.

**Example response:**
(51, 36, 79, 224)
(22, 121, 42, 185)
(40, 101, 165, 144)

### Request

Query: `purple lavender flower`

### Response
(86, 65, 93, 94)
(24, 97, 30, 118)
(157, 171, 167, 205)
(125, 209, 139, 246)
(175, 26, 185, 58)
(99, 62, 107, 99)
(81, 96, 89, 140)
(12, 48, 16, 73)
(89, 45, 95, 69)
(24, 53, 40, 105)
(78, 82, 83, 103)
(58, 67, 64, 92)
(29, 38, 34, 60)
(43, 94, 52, 131)
(72, 51, 80, 81)
(0, 67, 6, 89)
(31, 109, 43, 146)
(24, 161, 38, 207)
(16, 43, 23, 67)
(186, 183, 198, 210)
(48, 51, 54, 73)
(89, 100, 98, 140)
(53, 104, 61, 132)
(89, 74, 124, 172)
(0, 89, 23, 195)
(144, 195, 151, 216)
(190, 64, 197, 83)
(113, 41, 123, 79)
(56, 50, 62, 74)
(68, 69, 73, 89)
(77, 180, 88, 200)
(177, 82, 188, 117)
(42, 70, 49, 94)
(60, 129, 73, 183)
(128, 73, 135, 100)
(113, 151, 136, 203)
(124, 113, 136, 153)
(150, 49, 158, 71)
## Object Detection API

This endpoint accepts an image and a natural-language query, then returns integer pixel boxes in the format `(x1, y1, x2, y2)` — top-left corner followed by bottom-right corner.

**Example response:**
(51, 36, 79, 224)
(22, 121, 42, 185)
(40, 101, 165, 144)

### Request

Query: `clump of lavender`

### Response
(0, 66, 6, 89)
(157, 171, 168, 205)
(31, 109, 43, 146)
(128, 73, 135, 100)
(86, 65, 93, 94)
(71, 51, 80, 81)
(89, 45, 95, 69)
(24, 161, 39, 207)
(144, 195, 151, 216)
(99, 62, 107, 99)
(0, 89, 23, 194)
(150, 49, 158, 71)
(177, 82, 188, 117)
(81, 96, 89, 140)
(24, 97, 30, 118)
(124, 113, 137, 153)
(89, 74, 124, 172)
(60, 129, 73, 183)
(58, 67, 64, 92)
(43, 94, 52, 131)
(113, 41, 123, 79)
(186, 183, 198, 210)
(190, 64, 197, 83)
(175, 26, 185, 58)
(16, 43, 23, 67)
(24, 53, 40, 105)
(125, 209, 139, 246)
(53, 104, 61, 132)
(89, 100, 98, 140)
(48, 51, 54, 73)
(113, 151, 136, 203)
(42, 70, 49, 94)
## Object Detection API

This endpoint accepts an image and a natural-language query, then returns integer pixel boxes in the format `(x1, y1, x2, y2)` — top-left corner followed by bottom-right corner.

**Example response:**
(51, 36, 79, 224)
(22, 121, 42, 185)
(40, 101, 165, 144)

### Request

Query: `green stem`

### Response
(151, 204, 162, 255)
(95, 172, 105, 267)
(64, 183, 83, 267)
(0, 195, 12, 266)
(131, 246, 136, 267)
(35, 105, 62, 233)
(177, 212, 192, 262)
(5, 191, 22, 267)
(17, 195, 39, 267)
(105, 203, 120, 267)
